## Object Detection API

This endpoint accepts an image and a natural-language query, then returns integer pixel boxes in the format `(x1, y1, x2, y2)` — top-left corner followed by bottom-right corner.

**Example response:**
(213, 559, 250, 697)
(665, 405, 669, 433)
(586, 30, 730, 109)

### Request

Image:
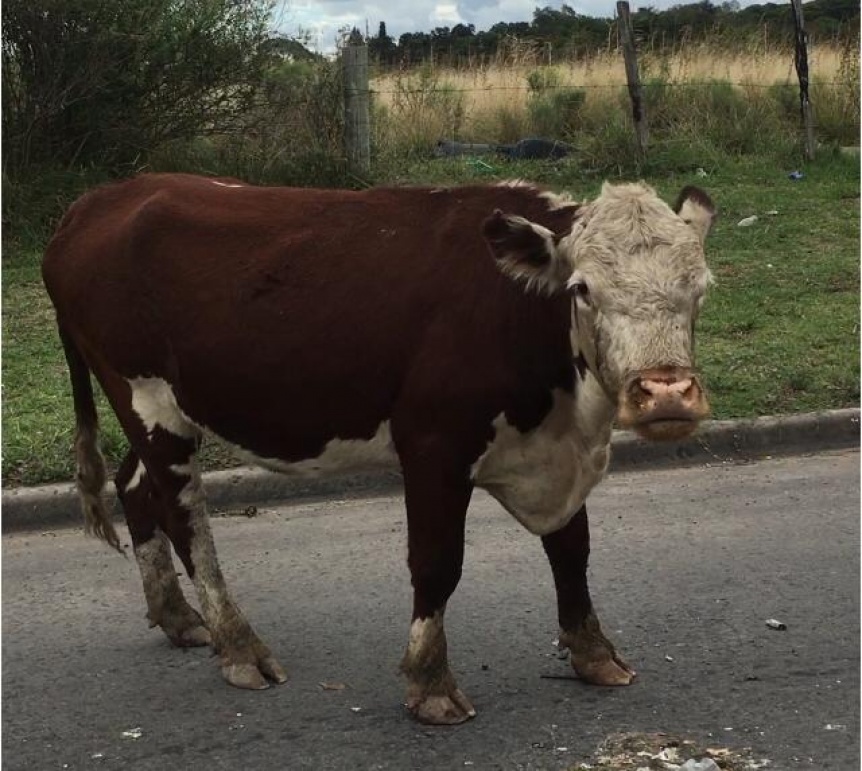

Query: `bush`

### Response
(811, 36, 861, 146)
(526, 67, 562, 93)
(2, 166, 112, 253)
(149, 58, 351, 188)
(641, 77, 788, 156)
(374, 66, 466, 157)
(528, 88, 586, 137)
(2, 0, 271, 172)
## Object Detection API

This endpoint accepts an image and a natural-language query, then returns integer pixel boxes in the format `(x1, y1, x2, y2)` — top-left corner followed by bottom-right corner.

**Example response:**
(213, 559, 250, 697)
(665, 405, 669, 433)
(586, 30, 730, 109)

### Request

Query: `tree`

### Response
(450, 23, 476, 38)
(2, 0, 273, 171)
(368, 21, 397, 65)
(398, 32, 432, 63)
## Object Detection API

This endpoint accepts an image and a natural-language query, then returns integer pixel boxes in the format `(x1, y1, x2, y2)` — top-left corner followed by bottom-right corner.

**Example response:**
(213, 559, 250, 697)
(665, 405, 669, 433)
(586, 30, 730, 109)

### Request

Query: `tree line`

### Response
(369, 0, 859, 66)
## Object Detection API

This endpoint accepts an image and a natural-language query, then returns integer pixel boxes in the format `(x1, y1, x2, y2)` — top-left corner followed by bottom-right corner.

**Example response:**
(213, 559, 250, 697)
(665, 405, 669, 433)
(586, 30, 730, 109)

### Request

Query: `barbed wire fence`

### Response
(207, 18, 857, 187)
(336, 1, 836, 174)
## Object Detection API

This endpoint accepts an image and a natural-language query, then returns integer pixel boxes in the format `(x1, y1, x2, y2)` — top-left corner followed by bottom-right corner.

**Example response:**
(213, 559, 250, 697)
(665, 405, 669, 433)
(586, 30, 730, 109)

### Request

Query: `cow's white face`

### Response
(484, 182, 715, 441)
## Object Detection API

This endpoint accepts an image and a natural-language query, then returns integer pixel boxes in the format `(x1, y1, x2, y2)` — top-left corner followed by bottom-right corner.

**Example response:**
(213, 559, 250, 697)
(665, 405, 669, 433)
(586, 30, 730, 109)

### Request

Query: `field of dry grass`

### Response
(376, 42, 843, 95)
(371, 42, 857, 157)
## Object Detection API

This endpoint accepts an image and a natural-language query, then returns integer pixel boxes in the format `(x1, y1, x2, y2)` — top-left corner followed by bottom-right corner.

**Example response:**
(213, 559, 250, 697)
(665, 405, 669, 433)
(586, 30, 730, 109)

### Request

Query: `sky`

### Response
(272, 0, 761, 54)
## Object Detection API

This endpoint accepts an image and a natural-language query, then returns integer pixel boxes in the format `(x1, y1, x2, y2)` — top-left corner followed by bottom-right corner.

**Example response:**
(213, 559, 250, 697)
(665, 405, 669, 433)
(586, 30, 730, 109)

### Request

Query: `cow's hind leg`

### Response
(115, 450, 210, 647)
(98, 373, 287, 690)
(542, 505, 635, 685)
(157, 453, 287, 690)
(399, 453, 476, 725)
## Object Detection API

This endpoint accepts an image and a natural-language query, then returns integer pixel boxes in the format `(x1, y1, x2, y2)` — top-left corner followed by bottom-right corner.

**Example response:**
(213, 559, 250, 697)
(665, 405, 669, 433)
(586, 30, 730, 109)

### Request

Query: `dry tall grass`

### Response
(371, 41, 856, 162)
(376, 43, 842, 95)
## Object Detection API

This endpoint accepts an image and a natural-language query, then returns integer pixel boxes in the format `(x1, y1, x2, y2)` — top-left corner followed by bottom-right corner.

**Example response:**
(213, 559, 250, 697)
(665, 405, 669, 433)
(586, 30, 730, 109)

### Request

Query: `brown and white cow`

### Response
(42, 174, 714, 725)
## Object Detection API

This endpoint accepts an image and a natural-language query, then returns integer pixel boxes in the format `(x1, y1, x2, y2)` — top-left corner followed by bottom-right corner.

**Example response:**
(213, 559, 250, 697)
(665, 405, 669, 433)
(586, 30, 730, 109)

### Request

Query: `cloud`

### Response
(430, 3, 466, 26)
(461, 0, 538, 31)
(274, 0, 764, 53)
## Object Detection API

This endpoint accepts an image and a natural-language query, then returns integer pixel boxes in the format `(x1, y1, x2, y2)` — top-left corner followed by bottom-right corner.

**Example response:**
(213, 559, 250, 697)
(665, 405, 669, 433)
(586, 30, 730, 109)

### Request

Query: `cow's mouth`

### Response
(632, 417, 699, 442)
(617, 367, 709, 442)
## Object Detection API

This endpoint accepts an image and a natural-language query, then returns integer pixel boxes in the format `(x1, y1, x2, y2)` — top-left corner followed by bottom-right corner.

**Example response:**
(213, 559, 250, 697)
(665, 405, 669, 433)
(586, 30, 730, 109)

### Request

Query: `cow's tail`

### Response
(59, 327, 124, 554)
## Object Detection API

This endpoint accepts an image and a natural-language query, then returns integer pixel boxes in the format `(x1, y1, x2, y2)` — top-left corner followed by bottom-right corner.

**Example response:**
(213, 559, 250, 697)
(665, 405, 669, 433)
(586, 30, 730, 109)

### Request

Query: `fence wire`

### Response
(368, 81, 847, 96)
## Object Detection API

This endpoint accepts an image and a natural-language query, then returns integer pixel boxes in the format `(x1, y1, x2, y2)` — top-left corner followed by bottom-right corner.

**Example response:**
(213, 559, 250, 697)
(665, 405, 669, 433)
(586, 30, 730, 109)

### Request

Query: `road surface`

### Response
(3, 450, 858, 770)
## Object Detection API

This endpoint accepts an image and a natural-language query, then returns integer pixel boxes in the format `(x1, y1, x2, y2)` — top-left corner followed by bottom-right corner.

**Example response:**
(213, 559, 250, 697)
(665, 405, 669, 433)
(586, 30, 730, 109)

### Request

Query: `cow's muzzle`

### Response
(617, 367, 710, 441)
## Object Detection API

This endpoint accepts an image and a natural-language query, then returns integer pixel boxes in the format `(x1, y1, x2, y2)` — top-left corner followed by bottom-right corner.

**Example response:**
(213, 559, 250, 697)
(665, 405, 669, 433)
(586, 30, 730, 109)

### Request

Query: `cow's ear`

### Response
(482, 210, 568, 295)
(673, 186, 715, 244)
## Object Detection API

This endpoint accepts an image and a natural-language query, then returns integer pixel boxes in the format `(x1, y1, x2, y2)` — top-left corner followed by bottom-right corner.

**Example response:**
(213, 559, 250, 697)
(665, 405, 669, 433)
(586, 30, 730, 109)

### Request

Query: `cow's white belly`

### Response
(127, 376, 400, 477)
(229, 421, 399, 477)
(471, 377, 615, 536)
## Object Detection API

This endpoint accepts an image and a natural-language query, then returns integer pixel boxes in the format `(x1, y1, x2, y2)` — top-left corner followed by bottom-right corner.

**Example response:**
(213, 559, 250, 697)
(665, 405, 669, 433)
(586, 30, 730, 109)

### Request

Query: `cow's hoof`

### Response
(560, 613, 636, 686)
(572, 652, 636, 686)
(172, 623, 212, 648)
(406, 688, 476, 725)
(154, 606, 212, 648)
(222, 656, 288, 690)
(221, 655, 288, 690)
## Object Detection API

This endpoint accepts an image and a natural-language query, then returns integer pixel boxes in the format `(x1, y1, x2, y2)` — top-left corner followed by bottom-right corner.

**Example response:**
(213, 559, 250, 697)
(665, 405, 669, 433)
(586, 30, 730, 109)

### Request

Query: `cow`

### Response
(42, 174, 715, 725)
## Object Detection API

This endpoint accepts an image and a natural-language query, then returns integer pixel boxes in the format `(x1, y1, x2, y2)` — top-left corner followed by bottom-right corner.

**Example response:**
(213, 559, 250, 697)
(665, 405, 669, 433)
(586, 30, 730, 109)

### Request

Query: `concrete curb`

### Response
(3, 408, 858, 534)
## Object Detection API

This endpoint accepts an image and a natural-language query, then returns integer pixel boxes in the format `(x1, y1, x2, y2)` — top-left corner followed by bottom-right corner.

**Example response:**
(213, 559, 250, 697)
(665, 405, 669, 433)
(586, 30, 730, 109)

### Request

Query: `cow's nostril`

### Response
(637, 377, 694, 399)
(673, 378, 694, 397)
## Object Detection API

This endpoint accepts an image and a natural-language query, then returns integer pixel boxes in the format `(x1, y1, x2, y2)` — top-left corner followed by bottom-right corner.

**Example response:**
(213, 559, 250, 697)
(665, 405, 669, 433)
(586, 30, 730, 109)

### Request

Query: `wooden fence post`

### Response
(343, 44, 370, 175)
(616, 1, 648, 157)
(790, 0, 816, 160)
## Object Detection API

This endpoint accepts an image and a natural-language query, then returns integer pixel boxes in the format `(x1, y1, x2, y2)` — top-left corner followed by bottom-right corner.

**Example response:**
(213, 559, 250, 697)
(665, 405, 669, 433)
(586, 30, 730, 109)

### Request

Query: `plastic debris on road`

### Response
(572, 732, 774, 771)
(553, 638, 570, 659)
(121, 728, 142, 740)
(788, 170, 804, 180)
(765, 618, 787, 630)
(679, 759, 721, 771)
(737, 215, 758, 227)
(319, 681, 347, 691)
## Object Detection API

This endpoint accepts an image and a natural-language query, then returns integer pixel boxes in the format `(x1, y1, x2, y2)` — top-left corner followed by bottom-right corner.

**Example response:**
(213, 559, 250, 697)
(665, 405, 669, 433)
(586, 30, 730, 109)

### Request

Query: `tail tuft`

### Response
(74, 424, 124, 554)
(60, 327, 125, 555)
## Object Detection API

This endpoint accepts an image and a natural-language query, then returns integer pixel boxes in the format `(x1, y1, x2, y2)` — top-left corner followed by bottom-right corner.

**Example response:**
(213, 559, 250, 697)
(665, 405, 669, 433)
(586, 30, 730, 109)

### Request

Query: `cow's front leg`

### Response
(399, 460, 476, 725)
(542, 505, 635, 685)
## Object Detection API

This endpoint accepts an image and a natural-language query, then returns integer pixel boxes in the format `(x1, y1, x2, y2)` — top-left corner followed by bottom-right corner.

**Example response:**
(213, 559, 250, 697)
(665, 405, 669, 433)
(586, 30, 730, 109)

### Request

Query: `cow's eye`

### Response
(571, 280, 591, 305)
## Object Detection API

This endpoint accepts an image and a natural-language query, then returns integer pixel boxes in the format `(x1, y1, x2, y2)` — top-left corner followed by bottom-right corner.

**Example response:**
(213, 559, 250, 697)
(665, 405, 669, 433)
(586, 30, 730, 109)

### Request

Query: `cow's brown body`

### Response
(47, 175, 573, 466)
(43, 174, 714, 724)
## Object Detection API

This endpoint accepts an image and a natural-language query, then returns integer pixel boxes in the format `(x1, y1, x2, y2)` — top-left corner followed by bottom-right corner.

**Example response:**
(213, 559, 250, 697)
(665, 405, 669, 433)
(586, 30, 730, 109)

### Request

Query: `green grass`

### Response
(690, 156, 860, 416)
(2, 152, 858, 487)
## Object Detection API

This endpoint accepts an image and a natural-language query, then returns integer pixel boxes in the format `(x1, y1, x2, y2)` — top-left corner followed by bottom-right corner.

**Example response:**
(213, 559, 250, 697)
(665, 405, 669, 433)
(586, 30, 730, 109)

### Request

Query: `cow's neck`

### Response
(470, 372, 617, 536)
(573, 370, 616, 449)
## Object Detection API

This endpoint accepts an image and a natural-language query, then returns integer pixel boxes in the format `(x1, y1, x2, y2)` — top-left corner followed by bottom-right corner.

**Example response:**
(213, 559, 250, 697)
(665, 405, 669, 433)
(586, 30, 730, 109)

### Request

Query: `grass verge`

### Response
(2, 153, 858, 487)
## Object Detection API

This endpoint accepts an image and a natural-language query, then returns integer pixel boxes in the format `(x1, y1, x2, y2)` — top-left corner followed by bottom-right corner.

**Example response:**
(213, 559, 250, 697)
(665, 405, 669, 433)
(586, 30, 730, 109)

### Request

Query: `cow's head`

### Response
(483, 182, 715, 441)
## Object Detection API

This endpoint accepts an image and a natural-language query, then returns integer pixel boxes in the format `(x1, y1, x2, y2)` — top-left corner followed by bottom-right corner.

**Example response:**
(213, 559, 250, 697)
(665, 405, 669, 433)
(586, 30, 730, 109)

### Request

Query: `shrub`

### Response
(528, 88, 586, 137)
(2, 0, 271, 172)
(526, 67, 562, 93)
(811, 36, 860, 146)
(374, 66, 466, 157)
(149, 58, 351, 188)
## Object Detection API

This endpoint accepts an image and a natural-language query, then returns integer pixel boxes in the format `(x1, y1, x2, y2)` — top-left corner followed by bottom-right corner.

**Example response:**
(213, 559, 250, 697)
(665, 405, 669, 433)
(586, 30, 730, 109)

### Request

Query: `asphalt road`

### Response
(3, 450, 858, 770)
